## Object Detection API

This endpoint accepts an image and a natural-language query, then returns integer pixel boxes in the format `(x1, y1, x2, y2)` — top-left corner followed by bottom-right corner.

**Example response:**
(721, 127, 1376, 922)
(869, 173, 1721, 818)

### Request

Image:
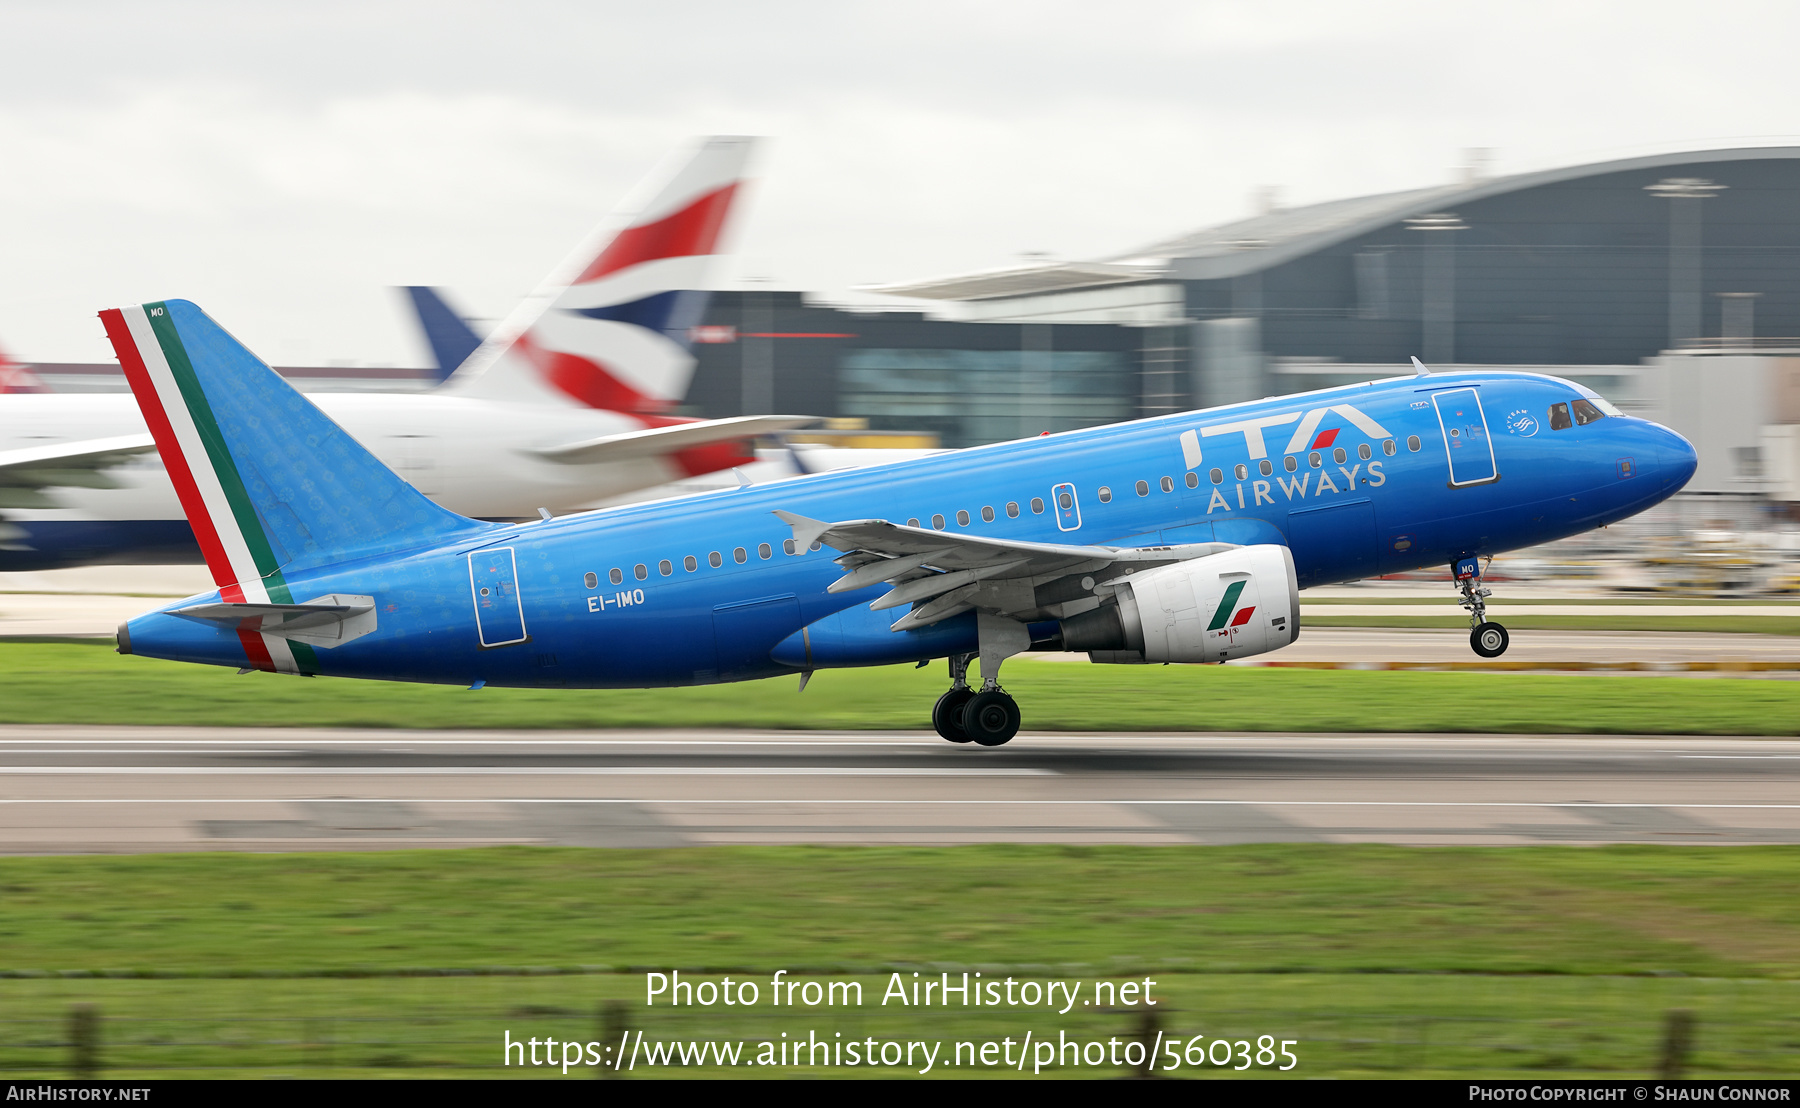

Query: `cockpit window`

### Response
(1591, 397, 1623, 417)
(1548, 402, 1572, 430)
(1572, 398, 1605, 425)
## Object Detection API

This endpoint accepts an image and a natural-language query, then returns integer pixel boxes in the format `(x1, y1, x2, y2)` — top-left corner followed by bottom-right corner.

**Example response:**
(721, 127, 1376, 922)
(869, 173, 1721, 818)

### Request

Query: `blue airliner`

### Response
(106, 300, 1696, 746)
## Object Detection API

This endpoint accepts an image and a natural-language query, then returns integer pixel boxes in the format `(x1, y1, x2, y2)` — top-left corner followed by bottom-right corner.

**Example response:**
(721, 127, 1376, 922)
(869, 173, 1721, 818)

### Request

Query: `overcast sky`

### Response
(4, 0, 1800, 365)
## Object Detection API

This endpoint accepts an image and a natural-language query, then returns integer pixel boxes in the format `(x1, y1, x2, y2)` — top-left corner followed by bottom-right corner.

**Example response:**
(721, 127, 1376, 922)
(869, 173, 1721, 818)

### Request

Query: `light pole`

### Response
(1644, 177, 1726, 349)
(1405, 212, 1467, 365)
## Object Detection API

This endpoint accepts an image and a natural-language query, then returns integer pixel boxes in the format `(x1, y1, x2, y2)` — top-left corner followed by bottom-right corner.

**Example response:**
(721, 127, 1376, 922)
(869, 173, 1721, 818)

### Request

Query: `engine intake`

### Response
(1061, 544, 1300, 664)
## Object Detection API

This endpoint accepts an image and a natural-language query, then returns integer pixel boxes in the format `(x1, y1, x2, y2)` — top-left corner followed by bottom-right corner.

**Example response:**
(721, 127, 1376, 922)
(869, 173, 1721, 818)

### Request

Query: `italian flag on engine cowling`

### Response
(99, 302, 318, 675)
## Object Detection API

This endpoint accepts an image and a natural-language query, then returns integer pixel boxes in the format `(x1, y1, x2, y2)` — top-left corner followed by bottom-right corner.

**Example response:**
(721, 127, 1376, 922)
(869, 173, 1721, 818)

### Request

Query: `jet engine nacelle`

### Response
(1059, 544, 1300, 664)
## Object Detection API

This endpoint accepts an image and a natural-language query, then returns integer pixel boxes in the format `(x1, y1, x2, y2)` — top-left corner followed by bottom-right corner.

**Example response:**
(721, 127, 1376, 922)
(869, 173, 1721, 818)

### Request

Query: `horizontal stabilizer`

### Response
(0, 434, 157, 505)
(172, 594, 376, 648)
(533, 415, 816, 465)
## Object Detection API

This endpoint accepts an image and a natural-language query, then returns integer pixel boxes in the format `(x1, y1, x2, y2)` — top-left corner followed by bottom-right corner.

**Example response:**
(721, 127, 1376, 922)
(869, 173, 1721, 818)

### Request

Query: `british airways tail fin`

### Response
(0, 342, 46, 393)
(100, 300, 489, 597)
(444, 135, 756, 412)
(401, 286, 485, 382)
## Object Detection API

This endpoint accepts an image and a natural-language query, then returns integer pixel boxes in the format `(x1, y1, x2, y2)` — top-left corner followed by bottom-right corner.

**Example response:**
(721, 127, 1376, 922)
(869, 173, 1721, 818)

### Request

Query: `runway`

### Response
(3, 726, 1798, 852)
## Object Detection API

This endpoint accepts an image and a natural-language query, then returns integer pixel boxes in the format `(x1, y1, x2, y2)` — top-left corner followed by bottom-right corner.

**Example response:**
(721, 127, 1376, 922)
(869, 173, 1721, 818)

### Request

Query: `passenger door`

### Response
(1431, 388, 1499, 487)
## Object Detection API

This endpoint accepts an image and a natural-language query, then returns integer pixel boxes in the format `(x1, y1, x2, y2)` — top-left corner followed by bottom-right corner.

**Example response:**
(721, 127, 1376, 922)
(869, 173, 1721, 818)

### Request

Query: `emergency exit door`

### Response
(468, 546, 529, 647)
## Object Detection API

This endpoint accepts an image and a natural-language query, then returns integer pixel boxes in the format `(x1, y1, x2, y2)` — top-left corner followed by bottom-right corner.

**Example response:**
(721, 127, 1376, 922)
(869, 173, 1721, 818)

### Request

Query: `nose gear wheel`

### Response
(1471, 621, 1509, 658)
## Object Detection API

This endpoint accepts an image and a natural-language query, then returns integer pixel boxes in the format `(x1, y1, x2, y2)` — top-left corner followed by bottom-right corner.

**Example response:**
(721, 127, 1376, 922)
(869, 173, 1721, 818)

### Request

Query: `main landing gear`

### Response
(1455, 556, 1509, 659)
(932, 653, 1021, 747)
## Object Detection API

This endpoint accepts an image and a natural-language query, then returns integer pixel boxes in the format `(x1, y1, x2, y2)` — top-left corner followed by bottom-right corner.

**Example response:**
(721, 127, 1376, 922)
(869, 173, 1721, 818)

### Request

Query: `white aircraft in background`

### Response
(0, 136, 814, 570)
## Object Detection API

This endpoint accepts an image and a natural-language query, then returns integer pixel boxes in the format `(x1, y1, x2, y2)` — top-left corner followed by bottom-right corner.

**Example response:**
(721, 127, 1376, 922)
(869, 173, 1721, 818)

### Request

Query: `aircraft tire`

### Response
(1471, 622, 1509, 658)
(964, 689, 1021, 747)
(933, 687, 977, 742)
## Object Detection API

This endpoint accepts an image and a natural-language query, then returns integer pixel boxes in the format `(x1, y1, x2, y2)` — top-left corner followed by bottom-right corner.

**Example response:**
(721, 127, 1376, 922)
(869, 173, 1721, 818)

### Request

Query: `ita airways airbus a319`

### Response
(107, 300, 1696, 746)
(0, 136, 811, 571)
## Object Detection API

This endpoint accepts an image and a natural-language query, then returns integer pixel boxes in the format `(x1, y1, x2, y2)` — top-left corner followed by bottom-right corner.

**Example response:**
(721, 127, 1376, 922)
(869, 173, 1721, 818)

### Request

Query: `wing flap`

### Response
(772, 509, 1243, 630)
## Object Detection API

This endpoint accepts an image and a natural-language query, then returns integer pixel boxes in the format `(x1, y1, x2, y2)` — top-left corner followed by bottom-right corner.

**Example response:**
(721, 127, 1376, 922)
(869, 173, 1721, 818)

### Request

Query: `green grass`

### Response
(2, 640, 1797, 734)
(3, 847, 1799, 1078)
(4, 846, 1798, 977)
(4, 973, 1795, 1078)
(10, 640, 1800, 737)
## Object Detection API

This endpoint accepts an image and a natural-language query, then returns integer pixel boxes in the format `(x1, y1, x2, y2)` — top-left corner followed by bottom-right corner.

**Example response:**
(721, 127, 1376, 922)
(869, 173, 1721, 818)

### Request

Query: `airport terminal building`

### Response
(687, 147, 1800, 516)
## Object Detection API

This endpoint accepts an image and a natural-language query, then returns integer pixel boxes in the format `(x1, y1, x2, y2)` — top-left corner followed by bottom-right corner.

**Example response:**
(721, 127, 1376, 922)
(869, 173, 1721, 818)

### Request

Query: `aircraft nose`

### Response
(1653, 422, 1698, 492)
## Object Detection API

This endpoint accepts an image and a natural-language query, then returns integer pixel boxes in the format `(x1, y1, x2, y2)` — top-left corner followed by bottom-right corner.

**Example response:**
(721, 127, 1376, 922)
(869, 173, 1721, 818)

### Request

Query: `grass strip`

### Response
(2, 641, 1798, 733)
(3, 846, 1798, 979)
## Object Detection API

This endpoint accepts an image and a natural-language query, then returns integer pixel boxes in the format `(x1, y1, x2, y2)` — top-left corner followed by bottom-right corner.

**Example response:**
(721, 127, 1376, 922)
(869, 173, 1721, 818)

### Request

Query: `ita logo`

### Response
(1504, 409, 1539, 437)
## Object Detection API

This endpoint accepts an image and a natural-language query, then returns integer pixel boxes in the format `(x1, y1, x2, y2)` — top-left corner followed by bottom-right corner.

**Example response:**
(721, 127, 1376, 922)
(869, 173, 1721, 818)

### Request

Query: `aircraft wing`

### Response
(0, 433, 157, 507)
(533, 415, 818, 466)
(773, 510, 1234, 631)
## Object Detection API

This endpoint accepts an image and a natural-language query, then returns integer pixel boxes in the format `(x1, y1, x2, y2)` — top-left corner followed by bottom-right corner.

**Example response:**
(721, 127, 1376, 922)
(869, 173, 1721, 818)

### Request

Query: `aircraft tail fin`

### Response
(0, 343, 46, 393)
(400, 286, 485, 383)
(444, 135, 757, 412)
(100, 300, 488, 599)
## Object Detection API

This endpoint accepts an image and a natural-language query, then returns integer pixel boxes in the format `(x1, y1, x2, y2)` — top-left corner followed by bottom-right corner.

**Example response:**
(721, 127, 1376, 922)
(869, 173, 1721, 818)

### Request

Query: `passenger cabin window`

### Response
(1333, 447, 1347, 464)
(1257, 461, 1271, 478)
(907, 518, 920, 527)
(1058, 491, 1073, 510)
(1098, 486, 1113, 503)
(609, 568, 624, 585)
(1006, 501, 1020, 517)
(684, 555, 699, 572)
(956, 510, 970, 526)
(1308, 452, 1322, 468)
(733, 547, 747, 564)
(659, 559, 673, 576)
(1209, 468, 1223, 484)
(1358, 443, 1372, 460)
(782, 539, 797, 555)
(758, 543, 771, 559)
(1185, 472, 1199, 488)
(1383, 439, 1397, 456)
(1135, 480, 1149, 496)
(981, 505, 995, 522)
(1406, 435, 1422, 452)
(1030, 498, 1045, 514)
(1572, 398, 1605, 425)
(1284, 456, 1298, 472)
(1161, 475, 1175, 492)
(1233, 464, 1248, 481)
(635, 564, 648, 580)
(1549, 403, 1572, 430)
(584, 572, 598, 590)
(708, 551, 722, 568)
(932, 514, 946, 530)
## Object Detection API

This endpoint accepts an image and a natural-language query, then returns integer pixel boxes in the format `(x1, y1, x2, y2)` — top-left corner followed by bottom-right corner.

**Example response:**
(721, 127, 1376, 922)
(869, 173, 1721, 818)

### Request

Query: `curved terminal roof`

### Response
(869, 146, 1800, 301)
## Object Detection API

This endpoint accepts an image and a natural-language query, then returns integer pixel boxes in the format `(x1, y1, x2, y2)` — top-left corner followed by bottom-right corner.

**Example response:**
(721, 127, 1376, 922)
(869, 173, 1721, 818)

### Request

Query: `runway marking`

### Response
(0, 766, 1052, 777)
(1, 798, 1796, 809)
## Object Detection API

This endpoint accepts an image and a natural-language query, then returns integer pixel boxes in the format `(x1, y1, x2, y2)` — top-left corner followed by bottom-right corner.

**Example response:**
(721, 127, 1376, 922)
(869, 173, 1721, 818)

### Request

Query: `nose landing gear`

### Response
(1455, 556, 1509, 658)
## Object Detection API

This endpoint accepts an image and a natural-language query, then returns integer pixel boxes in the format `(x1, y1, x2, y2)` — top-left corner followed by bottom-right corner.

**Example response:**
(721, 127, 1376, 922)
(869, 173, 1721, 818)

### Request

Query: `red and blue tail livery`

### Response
(112, 297, 1696, 745)
(448, 135, 756, 416)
